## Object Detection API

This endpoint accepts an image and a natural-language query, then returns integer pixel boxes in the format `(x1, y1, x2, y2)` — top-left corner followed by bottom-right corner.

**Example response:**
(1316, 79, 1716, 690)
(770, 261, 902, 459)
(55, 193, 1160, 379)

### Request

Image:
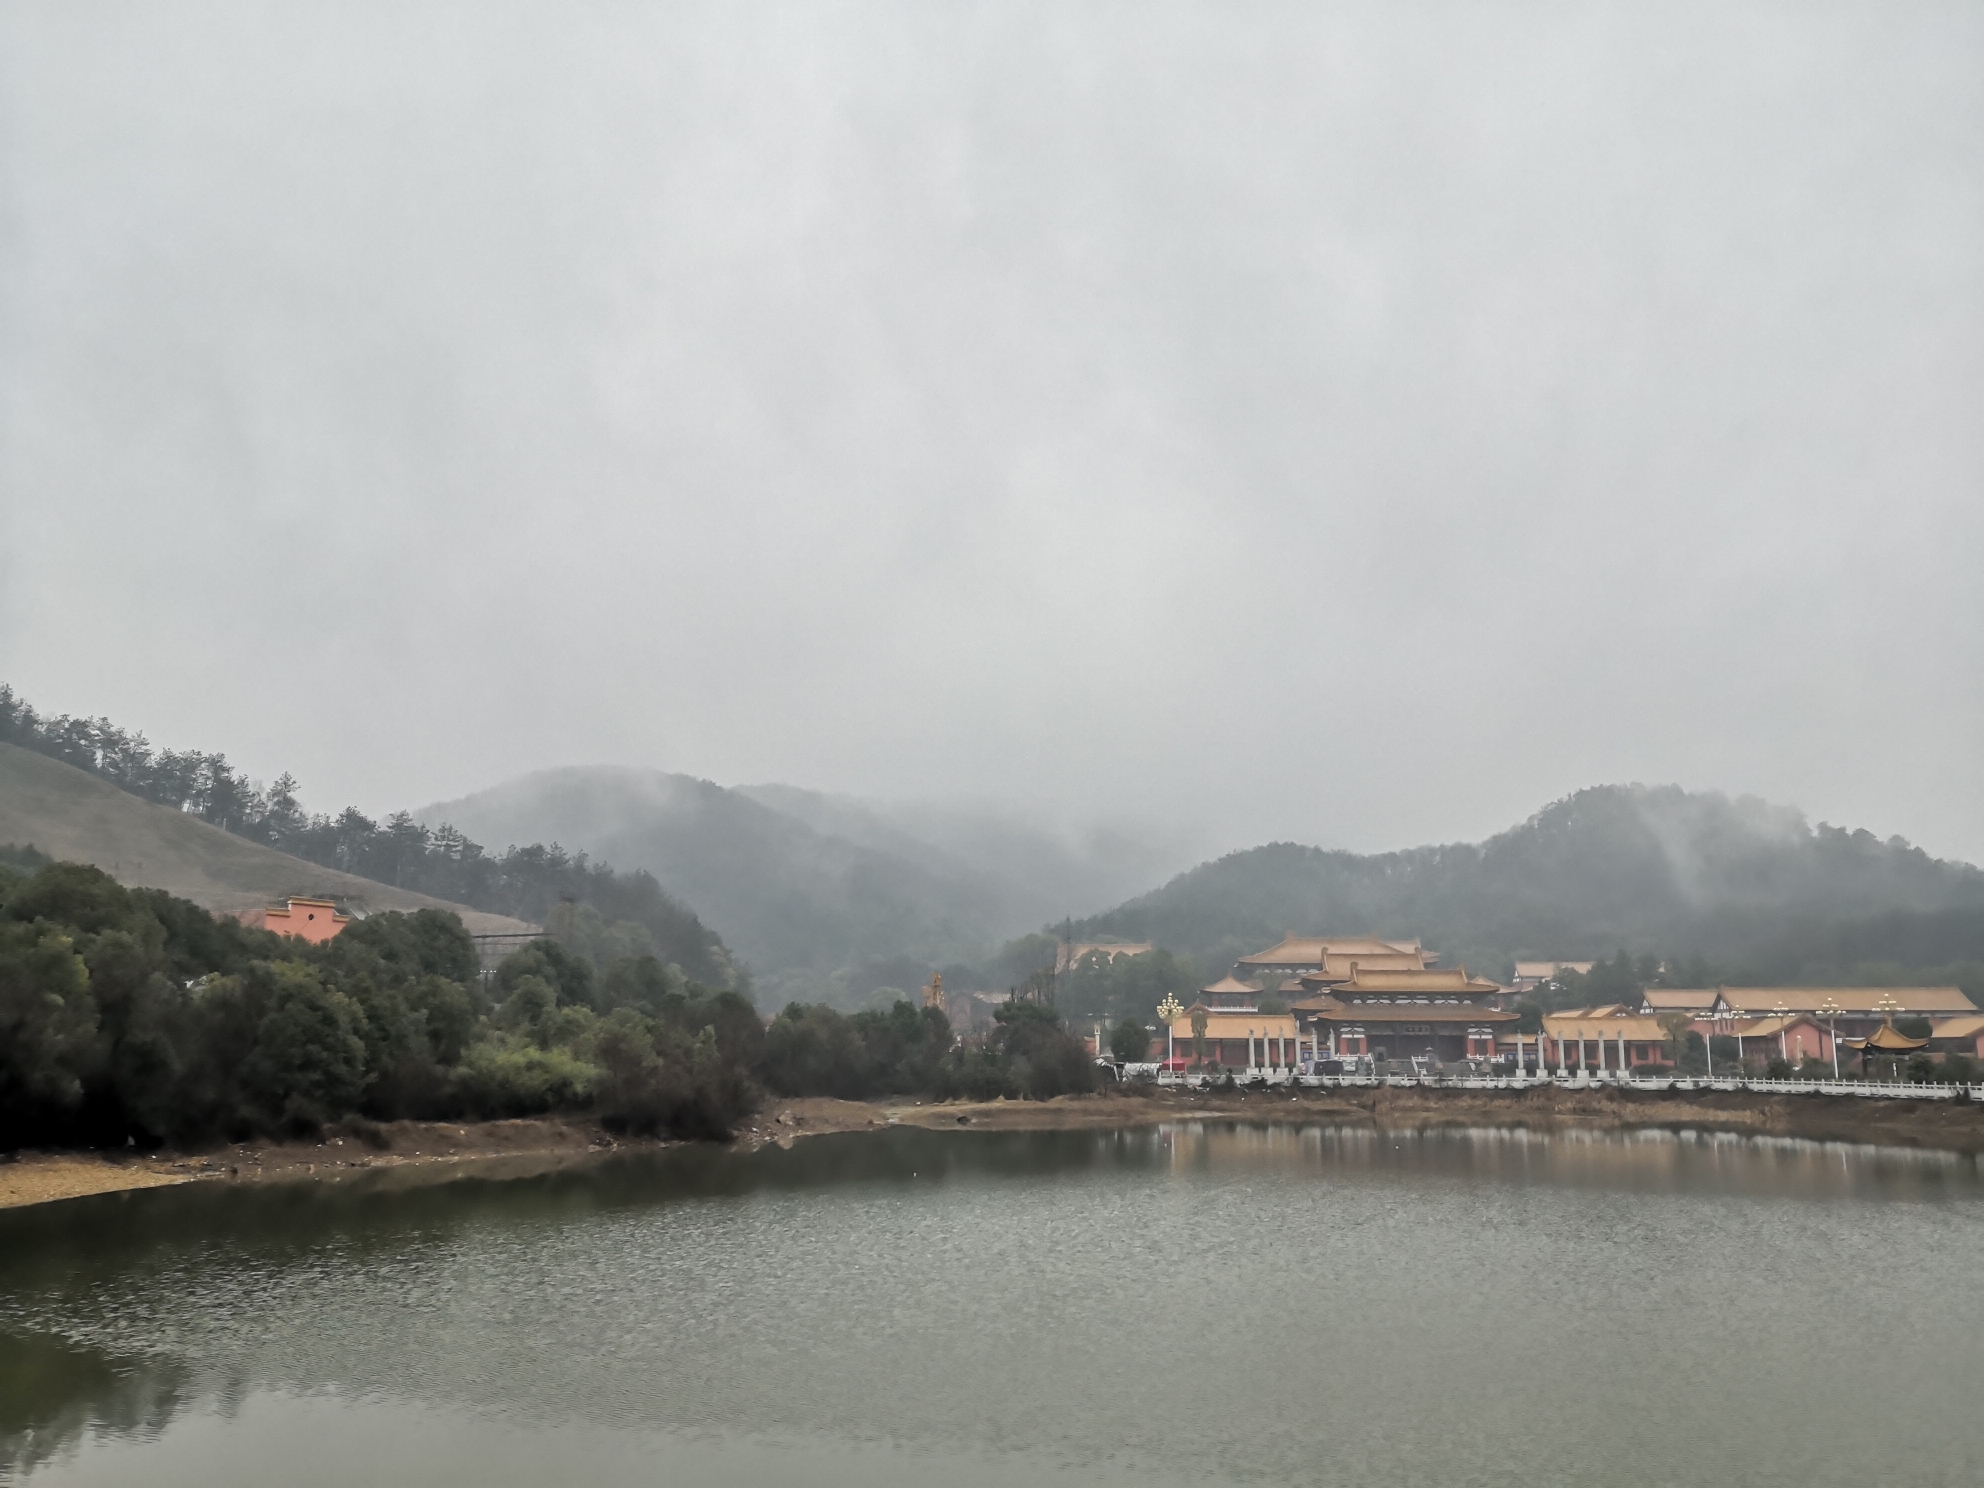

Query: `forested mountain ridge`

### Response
(419, 768, 1183, 1006)
(0, 687, 733, 985)
(0, 743, 534, 935)
(1071, 785, 1984, 984)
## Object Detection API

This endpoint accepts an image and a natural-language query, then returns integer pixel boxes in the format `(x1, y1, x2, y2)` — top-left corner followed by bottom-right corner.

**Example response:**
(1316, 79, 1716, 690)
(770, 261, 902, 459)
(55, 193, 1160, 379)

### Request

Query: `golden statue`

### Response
(923, 971, 945, 1011)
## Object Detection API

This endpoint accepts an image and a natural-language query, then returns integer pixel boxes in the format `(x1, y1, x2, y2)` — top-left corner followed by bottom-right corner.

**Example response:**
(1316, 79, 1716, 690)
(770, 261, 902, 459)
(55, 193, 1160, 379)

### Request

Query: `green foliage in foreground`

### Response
(0, 860, 757, 1148)
(0, 861, 1100, 1151)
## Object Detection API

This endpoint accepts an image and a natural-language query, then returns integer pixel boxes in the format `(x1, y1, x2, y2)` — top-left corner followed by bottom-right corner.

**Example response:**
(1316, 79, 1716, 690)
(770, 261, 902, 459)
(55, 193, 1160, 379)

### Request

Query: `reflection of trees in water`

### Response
(0, 1331, 188, 1478)
(0, 1130, 1153, 1314)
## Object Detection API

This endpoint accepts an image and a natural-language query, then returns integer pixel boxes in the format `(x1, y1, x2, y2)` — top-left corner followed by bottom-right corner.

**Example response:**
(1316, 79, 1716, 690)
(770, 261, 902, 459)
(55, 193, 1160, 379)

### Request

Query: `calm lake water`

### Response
(4, 1123, 1983, 1488)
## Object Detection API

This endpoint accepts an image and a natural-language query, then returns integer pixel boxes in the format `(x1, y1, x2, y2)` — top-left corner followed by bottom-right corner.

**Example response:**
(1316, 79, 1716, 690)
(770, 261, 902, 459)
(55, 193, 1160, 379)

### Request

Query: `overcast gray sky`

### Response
(3, 1, 1979, 865)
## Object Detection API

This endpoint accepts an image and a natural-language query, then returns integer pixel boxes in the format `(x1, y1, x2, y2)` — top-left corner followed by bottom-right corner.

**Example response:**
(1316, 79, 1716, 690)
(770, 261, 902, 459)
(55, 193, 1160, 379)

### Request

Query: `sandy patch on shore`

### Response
(0, 1154, 191, 1208)
(0, 1115, 654, 1211)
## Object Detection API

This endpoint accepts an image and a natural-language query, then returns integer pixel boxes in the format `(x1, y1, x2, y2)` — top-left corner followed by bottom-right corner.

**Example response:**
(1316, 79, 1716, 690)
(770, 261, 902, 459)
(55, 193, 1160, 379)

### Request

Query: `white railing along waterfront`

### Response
(1149, 1069, 1984, 1101)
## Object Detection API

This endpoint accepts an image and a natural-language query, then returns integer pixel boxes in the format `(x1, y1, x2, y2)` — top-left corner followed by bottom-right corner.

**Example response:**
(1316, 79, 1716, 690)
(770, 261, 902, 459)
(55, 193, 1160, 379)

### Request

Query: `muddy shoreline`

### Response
(7, 1083, 1983, 1210)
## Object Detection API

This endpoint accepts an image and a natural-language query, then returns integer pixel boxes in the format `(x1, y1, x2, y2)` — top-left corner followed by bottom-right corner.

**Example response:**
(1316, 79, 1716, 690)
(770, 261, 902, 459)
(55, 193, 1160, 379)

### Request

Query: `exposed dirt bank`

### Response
(8, 1084, 1982, 1211)
(752, 1084, 1984, 1155)
(0, 1116, 653, 1211)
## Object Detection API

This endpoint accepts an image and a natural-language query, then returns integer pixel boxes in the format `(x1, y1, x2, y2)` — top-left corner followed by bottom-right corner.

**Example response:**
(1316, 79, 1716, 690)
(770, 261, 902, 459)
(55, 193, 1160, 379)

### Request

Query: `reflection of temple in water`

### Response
(1150, 1120, 1984, 1202)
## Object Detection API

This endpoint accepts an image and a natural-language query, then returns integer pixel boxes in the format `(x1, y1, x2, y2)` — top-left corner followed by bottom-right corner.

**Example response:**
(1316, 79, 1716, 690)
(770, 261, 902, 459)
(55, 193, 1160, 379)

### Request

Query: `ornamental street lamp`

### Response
(1157, 994, 1184, 1070)
(1818, 995, 1843, 1079)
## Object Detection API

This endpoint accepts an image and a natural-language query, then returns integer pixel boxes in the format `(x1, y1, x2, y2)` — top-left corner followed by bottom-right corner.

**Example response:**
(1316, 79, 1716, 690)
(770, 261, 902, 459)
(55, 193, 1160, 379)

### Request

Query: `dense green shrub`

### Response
(759, 999, 953, 1099)
(594, 1012, 756, 1140)
(452, 1039, 599, 1118)
(0, 862, 763, 1147)
(997, 1001, 1096, 1097)
(0, 920, 98, 1115)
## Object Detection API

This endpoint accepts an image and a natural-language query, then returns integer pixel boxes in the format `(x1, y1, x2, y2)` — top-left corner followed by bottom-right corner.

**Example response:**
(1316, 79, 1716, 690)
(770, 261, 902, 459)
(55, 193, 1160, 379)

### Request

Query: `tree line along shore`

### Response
(8, 853, 1983, 1191)
(0, 857, 1099, 1157)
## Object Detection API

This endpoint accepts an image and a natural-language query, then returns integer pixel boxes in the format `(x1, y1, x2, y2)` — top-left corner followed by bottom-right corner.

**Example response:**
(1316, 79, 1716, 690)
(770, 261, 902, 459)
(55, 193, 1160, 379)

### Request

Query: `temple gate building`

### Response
(1290, 965, 1513, 1064)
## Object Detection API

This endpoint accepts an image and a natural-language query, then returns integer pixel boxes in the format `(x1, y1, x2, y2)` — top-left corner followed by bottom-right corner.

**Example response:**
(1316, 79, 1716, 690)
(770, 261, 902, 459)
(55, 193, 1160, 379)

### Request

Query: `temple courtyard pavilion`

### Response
(1164, 976, 1306, 1069)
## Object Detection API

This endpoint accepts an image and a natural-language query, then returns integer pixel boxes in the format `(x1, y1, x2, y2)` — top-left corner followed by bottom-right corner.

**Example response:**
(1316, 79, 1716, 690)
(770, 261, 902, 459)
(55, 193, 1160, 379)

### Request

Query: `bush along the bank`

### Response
(760, 996, 1093, 1102)
(0, 861, 761, 1148)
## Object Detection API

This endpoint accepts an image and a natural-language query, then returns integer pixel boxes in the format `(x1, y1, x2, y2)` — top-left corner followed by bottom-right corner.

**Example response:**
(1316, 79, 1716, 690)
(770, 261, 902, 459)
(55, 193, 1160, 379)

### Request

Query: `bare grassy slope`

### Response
(0, 743, 531, 934)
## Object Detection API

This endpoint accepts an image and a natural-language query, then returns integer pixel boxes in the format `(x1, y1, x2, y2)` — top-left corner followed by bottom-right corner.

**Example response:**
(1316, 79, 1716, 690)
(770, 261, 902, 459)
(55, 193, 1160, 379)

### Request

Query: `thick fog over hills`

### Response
(4, 2, 1980, 864)
(417, 766, 1192, 1002)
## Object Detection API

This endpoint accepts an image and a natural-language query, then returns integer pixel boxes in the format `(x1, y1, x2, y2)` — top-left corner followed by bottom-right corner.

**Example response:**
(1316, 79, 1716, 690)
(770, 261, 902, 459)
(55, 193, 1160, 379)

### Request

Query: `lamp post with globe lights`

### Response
(1818, 995, 1844, 1079)
(1157, 994, 1183, 1071)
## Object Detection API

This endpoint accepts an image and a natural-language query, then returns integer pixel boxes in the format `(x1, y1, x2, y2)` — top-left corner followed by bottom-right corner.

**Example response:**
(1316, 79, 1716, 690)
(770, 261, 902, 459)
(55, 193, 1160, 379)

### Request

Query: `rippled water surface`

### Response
(4, 1123, 1983, 1487)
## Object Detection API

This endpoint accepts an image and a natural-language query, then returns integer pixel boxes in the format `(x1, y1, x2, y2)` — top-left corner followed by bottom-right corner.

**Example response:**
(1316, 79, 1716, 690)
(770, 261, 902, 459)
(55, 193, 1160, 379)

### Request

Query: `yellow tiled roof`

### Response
(1237, 936, 1424, 967)
(1543, 1011, 1670, 1041)
(1334, 965, 1501, 995)
(1720, 987, 1977, 1015)
(1168, 1012, 1298, 1040)
(1514, 960, 1595, 978)
(1859, 1023, 1931, 1052)
(1643, 988, 1722, 1011)
(1201, 975, 1259, 996)
(1725, 1015, 1811, 1039)
(1311, 1004, 1515, 1025)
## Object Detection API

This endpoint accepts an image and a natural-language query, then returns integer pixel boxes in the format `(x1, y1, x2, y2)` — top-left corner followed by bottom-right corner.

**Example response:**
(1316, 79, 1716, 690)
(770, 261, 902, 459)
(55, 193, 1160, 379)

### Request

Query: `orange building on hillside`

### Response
(249, 896, 352, 944)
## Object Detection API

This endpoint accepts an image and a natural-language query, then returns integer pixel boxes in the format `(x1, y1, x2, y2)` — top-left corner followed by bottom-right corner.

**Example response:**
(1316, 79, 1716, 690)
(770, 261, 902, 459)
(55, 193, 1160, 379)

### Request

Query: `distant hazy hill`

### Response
(0, 743, 534, 935)
(1072, 785, 1984, 980)
(418, 767, 1189, 1002)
